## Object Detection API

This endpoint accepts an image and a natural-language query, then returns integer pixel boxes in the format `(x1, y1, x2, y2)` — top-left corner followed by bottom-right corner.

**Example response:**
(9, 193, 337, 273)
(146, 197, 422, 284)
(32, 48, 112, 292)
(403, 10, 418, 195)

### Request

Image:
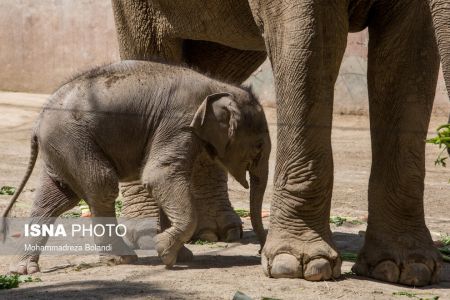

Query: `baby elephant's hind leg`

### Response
(10, 170, 79, 275)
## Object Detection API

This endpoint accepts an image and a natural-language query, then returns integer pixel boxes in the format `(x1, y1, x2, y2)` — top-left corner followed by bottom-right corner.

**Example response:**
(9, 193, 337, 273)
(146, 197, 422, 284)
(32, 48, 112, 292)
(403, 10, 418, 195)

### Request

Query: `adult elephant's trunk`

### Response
(248, 145, 269, 248)
(429, 1, 450, 122)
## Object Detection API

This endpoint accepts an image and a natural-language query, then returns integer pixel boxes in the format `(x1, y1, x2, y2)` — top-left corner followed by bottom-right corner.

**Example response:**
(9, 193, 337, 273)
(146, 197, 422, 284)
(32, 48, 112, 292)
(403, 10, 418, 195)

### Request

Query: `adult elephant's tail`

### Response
(429, 0, 450, 156)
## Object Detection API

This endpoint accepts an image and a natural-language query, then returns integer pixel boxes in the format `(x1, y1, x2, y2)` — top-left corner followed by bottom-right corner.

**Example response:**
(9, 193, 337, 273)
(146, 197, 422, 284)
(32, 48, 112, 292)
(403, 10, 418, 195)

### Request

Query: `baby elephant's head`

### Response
(190, 91, 271, 247)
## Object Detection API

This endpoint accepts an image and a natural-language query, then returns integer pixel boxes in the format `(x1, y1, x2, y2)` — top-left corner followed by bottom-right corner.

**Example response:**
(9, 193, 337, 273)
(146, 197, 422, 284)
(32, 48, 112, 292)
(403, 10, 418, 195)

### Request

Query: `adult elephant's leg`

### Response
(190, 151, 242, 242)
(120, 182, 160, 249)
(185, 41, 267, 242)
(352, 0, 442, 286)
(111, 0, 183, 61)
(256, 1, 348, 280)
(112, 0, 184, 247)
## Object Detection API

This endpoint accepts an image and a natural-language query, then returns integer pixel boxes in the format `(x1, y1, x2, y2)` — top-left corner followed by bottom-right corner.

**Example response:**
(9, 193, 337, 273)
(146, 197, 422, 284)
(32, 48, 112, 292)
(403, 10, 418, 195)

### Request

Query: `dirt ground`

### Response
(0, 92, 449, 299)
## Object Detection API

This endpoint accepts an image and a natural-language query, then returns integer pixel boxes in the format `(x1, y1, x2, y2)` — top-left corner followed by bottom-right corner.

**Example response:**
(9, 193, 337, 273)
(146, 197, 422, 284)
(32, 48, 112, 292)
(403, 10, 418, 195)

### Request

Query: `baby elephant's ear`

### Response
(190, 92, 239, 157)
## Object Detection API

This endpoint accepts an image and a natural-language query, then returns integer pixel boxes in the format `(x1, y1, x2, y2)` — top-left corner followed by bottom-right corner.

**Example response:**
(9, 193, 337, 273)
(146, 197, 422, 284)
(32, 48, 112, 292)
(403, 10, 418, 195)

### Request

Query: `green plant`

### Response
(439, 246, 450, 263)
(0, 186, 16, 195)
(438, 234, 450, 263)
(426, 124, 450, 168)
(441, 234, 450, 246)
(235, 209, 250, 218)
(0, 274, 19, 289)
(392, 291, 439, 300)
(191, 239, 215, 245)
(61, 198, 123, 218)
(61, 211, 81, 218)
(340, 252, 358, 262)
(329, 216, 347, 226)
(343, 270, 355, 275)
(348, 219, 364, 225)
(0, 275, 40, 289)
(115, 198, 123, 217)
(393, 291, 417, 298)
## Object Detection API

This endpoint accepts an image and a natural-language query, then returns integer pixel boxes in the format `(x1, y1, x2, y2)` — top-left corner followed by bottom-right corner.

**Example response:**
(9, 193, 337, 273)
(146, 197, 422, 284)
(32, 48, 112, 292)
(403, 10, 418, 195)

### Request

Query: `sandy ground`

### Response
(0, 92, 449, 299)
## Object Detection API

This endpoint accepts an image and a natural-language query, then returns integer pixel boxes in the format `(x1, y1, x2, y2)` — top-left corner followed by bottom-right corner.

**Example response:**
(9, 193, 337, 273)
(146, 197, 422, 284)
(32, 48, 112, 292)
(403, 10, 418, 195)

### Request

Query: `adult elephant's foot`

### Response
(10, 255, 40, 274)
(262, 229, 341, 280)
(195, 208, 242, 242)
(191, 151, 243, 243)
(352, 226, 441, 286)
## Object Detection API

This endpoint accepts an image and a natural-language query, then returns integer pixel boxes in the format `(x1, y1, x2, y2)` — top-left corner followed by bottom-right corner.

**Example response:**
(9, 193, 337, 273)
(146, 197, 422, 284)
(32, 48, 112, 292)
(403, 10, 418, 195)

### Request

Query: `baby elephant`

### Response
(2, 60, 270, 274)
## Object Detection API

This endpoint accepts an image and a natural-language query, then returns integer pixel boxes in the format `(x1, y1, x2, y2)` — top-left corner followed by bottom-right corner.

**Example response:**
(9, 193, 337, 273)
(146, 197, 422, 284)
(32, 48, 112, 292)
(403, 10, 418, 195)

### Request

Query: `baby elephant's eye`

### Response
(254, 140, 264, 152)
(250, 140, 264, 161)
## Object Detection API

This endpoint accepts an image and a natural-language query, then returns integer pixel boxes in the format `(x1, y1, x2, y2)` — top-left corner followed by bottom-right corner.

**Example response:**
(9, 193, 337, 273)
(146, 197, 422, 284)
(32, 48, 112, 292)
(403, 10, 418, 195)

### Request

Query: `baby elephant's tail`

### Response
(0, 134, 39, 241)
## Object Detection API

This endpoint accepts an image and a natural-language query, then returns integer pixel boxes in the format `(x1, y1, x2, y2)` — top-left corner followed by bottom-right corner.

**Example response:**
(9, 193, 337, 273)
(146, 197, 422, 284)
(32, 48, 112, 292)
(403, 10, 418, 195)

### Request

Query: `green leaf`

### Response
(0, 274, 20, 289)
(330, 216, 347, 226)
(115, 199, 123, 217)
(235, 209, 250, 218)
(0, 186, 16, 195)
(17, 275, 34, 283)
(441, 234, 450, 246)
(191, 239, 215, 245)
(393, 291, 417, 298)
(427, 123, 450, 173)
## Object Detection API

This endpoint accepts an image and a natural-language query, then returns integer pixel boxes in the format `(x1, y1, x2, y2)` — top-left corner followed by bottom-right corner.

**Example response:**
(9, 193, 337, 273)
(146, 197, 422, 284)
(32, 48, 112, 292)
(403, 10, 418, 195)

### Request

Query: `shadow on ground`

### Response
(0, 280, 182, 299)
(137, 254, 261, 270)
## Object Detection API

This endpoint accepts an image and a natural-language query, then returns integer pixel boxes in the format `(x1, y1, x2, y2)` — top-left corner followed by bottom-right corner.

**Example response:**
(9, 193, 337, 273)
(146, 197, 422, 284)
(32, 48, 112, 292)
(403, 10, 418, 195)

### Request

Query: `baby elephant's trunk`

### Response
(248, 154, 269, 248)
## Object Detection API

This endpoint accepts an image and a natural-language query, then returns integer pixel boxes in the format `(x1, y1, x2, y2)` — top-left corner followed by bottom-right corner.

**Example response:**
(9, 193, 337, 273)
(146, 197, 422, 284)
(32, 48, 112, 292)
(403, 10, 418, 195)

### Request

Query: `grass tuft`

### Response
(426, 124, 450, 175)
(0, 275, 41, 289)
(0, 186, 16, 195)
(191, 239, 215, 245)
(235, 209, 250, 218)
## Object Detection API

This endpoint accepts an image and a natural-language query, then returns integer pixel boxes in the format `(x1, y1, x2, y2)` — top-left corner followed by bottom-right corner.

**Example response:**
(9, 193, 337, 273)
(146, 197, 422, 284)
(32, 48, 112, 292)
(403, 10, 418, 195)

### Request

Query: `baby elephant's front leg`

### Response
(143, 167, 197, 268)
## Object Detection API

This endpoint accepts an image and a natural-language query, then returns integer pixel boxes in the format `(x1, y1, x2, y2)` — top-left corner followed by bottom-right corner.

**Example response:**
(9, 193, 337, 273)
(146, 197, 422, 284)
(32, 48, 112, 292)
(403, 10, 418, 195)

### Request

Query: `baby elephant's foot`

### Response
(99, 254, 138, 265)
(352, 229, 441, 286)
(262, 229, 341, 281)
(10, 255, 40, 275)
(155, 231, 185, 267)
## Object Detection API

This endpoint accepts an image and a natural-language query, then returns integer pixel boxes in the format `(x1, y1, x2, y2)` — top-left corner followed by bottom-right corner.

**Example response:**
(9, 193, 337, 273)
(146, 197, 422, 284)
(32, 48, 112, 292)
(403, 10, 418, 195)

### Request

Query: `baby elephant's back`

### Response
(36, 61, 203, 180)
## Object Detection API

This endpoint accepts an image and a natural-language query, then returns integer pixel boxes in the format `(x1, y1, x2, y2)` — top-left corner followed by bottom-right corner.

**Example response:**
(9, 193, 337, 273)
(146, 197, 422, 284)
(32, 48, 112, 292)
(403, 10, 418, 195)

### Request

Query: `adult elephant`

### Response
(111, 0, 450, 286)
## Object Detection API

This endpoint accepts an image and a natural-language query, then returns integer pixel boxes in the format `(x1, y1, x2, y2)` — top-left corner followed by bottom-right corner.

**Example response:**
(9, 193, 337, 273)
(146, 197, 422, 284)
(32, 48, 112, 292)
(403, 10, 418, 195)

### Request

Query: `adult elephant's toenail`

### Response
(400, 263, 431, 286)
(271, 253, 302, 278)
(225, 227, 241, 242)
(372, 260, 399, 283)
(198, 230, 219, 242)
(27, 263, 40, 274)
(304, 258, 332, 281)
(15, 264, 27, 275)
(352, 260, 368, 276)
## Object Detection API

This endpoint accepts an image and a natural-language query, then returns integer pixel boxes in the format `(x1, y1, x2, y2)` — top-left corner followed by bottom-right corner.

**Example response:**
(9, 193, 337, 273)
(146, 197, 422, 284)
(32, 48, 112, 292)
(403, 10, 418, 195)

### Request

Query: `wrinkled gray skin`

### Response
(2, 60, 270, 274)
(112, 0, 450, 286)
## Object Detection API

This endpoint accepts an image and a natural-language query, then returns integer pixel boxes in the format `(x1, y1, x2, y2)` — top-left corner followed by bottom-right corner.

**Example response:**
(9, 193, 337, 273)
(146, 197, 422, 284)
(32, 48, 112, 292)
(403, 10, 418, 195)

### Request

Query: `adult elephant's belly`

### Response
(153, 0, 265, 51)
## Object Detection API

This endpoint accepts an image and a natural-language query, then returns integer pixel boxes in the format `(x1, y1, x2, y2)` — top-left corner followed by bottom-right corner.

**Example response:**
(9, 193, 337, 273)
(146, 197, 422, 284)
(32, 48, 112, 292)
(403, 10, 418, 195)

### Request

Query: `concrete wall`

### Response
(0, 0, 448, 115)
(0, 0, 120, 93)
